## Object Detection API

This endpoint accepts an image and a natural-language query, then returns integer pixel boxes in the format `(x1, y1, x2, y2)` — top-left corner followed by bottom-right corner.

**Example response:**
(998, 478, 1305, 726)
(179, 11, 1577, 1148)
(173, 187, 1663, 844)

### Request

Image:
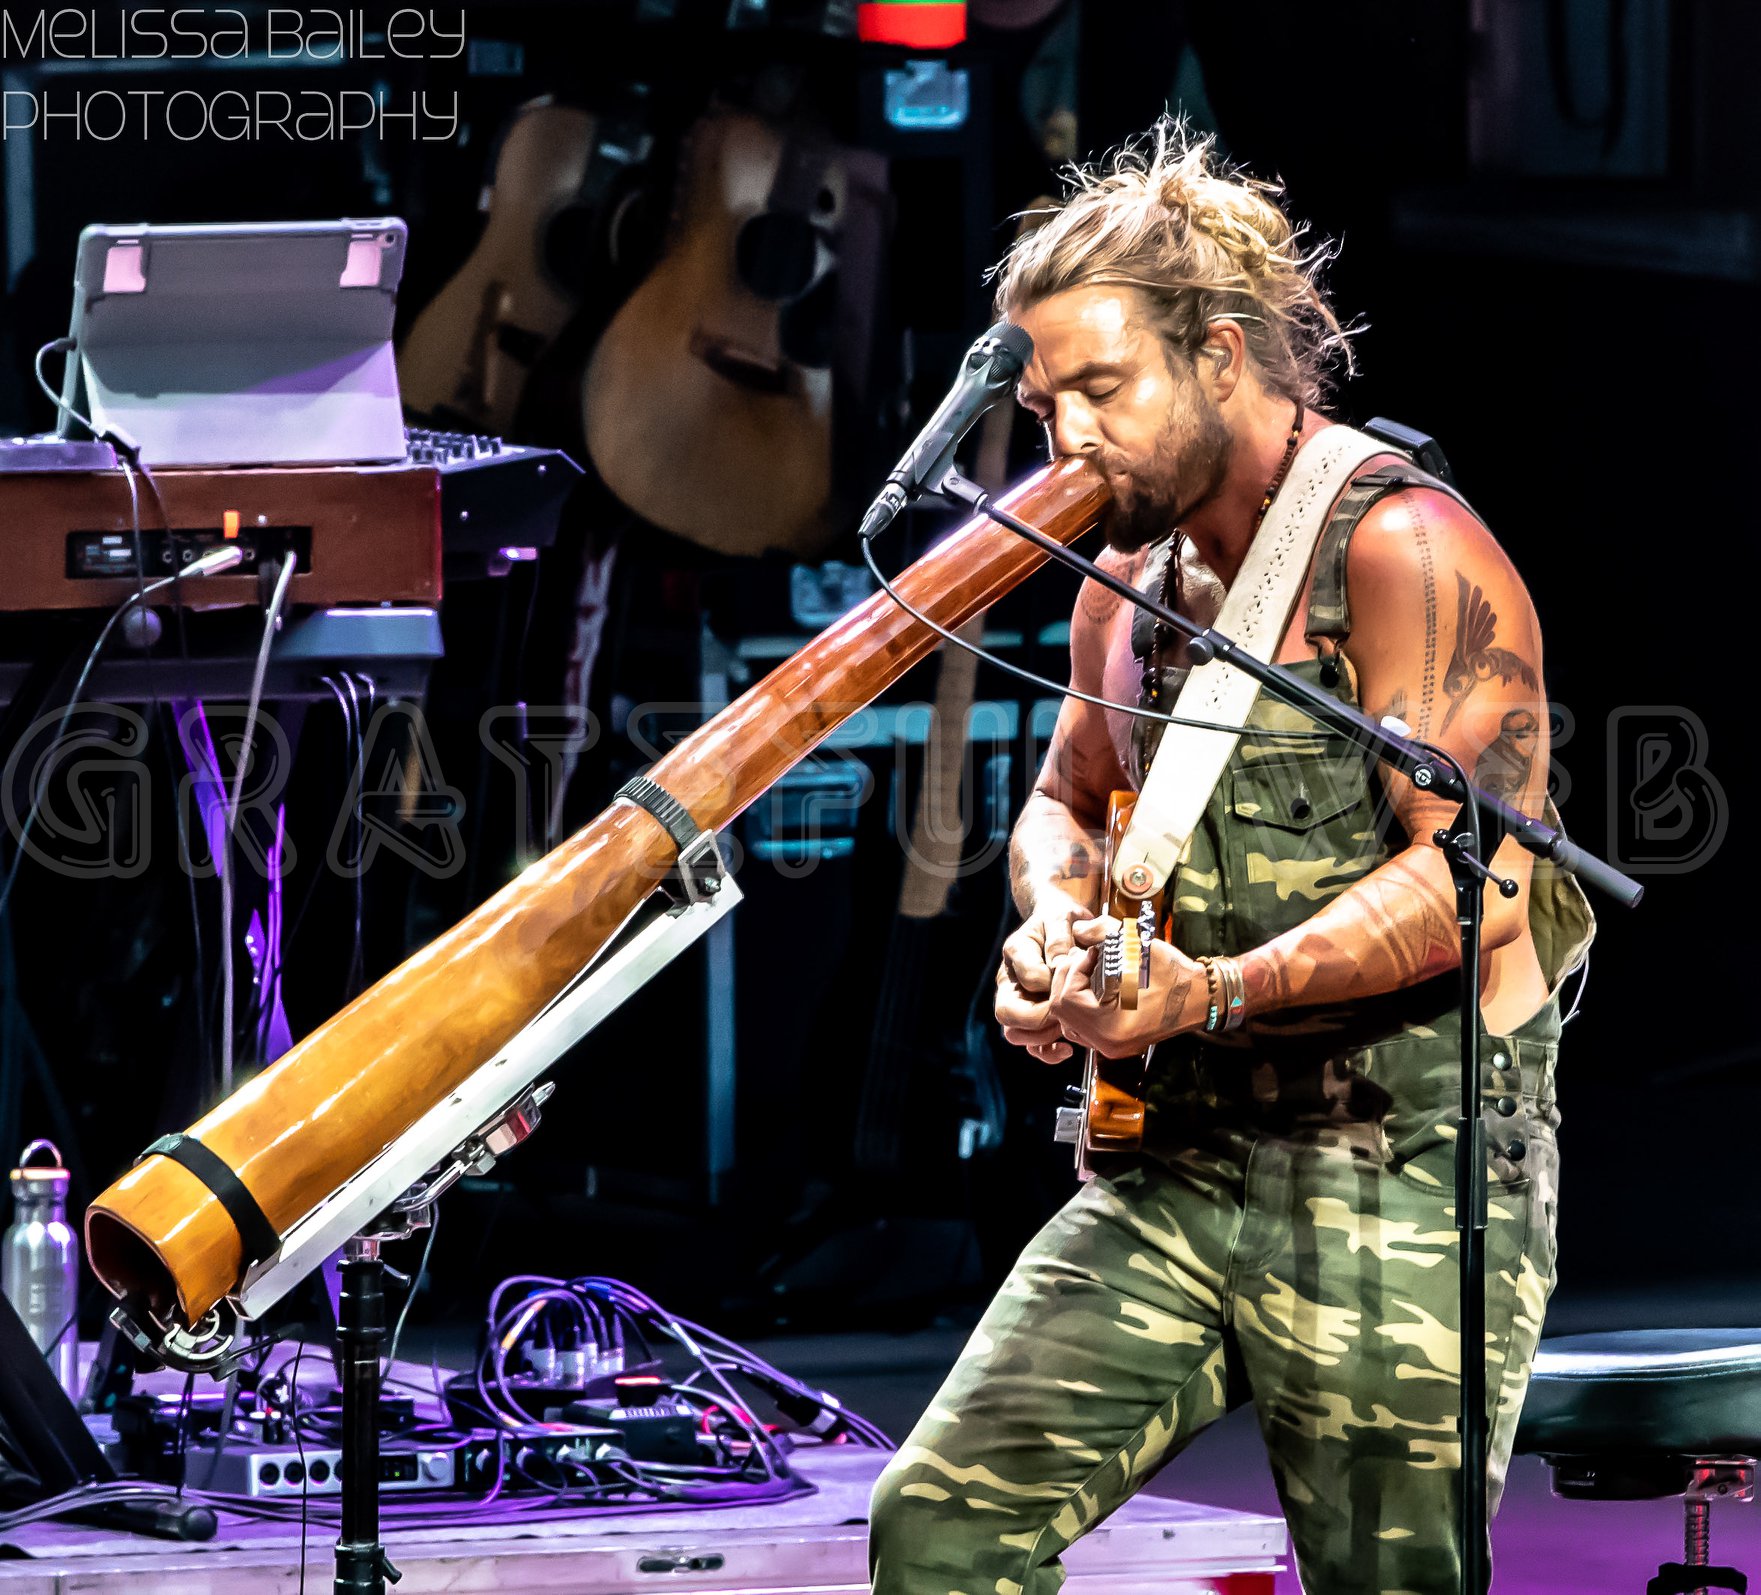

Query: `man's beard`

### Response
(1101, 388, 1232, 553)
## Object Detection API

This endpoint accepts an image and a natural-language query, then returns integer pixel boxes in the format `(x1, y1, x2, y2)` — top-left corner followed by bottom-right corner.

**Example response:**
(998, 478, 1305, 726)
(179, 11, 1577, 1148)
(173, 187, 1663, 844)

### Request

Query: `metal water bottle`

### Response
(3, 1140, 80, 1398)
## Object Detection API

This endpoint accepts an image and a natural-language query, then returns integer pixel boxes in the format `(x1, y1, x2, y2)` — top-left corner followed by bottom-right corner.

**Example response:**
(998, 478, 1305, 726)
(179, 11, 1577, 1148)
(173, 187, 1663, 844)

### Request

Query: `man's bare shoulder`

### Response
(1339, 483, 1545, 729)
(1063, 546, 1149, 691)
(1074, 546, 1149, 631)
(1345, 485, 1531, 624)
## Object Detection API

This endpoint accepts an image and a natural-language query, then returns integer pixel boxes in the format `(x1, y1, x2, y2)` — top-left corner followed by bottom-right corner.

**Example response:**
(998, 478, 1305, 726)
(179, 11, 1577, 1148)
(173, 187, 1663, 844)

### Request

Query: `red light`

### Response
(857, 2, 966, 46)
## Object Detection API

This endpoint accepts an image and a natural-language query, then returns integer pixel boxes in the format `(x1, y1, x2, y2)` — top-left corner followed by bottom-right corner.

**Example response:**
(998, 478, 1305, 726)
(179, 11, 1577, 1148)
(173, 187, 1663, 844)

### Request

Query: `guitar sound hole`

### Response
(736, 211, 819, 302)
(545, 205, 598, 287)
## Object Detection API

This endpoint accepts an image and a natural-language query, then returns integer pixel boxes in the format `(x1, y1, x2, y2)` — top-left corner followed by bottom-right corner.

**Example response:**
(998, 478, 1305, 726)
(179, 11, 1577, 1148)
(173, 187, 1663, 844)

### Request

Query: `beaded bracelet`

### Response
(1199, 956, 1222, 1033)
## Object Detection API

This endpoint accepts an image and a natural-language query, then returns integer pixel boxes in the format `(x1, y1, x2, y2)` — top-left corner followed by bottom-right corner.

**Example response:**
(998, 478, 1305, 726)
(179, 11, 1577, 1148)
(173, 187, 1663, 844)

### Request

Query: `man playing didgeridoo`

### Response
(868, 120, 1594, 1595)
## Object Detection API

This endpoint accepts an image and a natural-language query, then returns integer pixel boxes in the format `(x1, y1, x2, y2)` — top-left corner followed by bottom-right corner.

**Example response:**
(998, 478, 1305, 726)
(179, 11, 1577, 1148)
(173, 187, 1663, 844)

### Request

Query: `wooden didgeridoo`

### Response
(85, 457, 1109, 1325)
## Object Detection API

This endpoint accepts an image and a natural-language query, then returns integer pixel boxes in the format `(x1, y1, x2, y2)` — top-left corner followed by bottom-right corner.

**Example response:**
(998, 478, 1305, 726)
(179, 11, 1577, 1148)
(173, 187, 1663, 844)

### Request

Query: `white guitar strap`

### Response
(1112, 423, 1399, 898)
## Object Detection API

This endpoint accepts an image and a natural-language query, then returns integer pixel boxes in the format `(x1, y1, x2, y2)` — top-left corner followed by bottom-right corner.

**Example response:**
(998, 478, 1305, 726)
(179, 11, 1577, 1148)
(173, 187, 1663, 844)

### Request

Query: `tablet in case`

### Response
(59, 218, 409, 468)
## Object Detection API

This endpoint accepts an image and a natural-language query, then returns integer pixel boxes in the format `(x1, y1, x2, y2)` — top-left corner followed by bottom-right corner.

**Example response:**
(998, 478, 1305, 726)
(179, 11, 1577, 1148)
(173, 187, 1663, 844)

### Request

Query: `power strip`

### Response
(191, 1443, 457, 1498)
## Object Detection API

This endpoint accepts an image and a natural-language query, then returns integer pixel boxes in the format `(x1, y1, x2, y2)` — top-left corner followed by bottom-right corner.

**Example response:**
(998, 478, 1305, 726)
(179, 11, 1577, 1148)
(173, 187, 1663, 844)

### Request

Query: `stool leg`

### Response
(1685, 1497, 1711, 1595)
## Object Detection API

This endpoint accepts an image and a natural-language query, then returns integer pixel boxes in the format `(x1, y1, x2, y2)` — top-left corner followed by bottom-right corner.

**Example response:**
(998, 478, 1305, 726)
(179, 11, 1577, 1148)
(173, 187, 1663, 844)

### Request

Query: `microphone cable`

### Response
(31, 336, 310, 1096)
(0, 547, 245, 922)
(857, 527, 1332, 742)
(218, 551, 297, 1099)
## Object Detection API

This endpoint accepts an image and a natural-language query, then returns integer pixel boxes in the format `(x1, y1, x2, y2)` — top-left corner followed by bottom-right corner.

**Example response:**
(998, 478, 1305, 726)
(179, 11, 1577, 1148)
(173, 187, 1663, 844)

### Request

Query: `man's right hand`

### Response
(995, 894, 1089, 1065)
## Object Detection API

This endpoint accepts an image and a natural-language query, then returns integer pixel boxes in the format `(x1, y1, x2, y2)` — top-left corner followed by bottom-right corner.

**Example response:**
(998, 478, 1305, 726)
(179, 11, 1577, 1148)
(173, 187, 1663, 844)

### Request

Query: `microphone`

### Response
(734, 1363, 857, 1441)
(80, 1496, 218, 1542)
(859, 320, 1034, 541)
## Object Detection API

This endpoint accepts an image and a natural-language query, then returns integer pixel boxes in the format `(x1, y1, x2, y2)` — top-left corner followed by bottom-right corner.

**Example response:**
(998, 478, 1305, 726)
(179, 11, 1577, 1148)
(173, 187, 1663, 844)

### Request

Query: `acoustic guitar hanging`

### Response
(399, 94, 655, 436)
(1064, 789, 1165, 1176)
(581, 105, 872, 558)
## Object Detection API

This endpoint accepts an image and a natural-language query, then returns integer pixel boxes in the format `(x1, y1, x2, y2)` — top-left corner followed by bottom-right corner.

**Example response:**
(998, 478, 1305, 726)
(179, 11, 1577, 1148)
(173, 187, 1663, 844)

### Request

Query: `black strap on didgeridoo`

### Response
(138, 1134, 281, 1268)
(615, 775, 703, 852)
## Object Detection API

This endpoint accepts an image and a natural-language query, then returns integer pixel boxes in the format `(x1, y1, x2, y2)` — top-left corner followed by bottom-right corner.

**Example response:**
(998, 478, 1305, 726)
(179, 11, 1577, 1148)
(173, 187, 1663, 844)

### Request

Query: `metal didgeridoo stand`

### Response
(320, 839, 739, 1595)
(107, 841, 743, 1595)
(932, 467, 1644, 1595)
(327, 839, 740, 1595)
(333, 1231, 399, 1595)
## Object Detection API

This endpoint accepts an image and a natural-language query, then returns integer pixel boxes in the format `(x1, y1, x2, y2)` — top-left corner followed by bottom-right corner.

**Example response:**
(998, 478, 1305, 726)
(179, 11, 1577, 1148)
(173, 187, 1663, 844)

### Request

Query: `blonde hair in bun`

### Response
(993, 116, 1356, 407)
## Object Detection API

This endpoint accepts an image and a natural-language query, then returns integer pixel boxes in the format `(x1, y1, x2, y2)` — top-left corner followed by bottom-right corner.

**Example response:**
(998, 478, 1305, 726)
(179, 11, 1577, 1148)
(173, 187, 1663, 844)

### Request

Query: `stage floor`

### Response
(0, 1448, 1284, 1593)
(13, 1299, 1743, 1594)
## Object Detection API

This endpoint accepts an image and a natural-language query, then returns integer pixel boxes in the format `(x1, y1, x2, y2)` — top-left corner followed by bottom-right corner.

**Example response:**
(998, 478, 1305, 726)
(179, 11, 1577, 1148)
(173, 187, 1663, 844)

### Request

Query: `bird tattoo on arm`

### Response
(1440, 574, 1538, 732)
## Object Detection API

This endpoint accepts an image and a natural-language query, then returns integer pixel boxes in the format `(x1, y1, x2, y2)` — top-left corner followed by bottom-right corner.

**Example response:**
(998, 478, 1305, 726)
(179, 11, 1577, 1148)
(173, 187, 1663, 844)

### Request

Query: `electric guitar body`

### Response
(1072, 790, 1165, 1176)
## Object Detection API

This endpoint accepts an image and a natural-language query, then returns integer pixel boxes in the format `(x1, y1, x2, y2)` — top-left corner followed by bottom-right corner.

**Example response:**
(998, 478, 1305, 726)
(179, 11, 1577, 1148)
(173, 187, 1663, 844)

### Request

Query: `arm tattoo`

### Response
(1158, 963, 1194, 1028)
(1042, 724, 1105, 801)
(1244, 866, 1456, 1014)
(1049, 840, 1099, 886)
(1441, 573, 1538, 733)
(1009, 804, 1103, 913)
(1349, 871, 1458, 984)
(1255, 946, 1298, 1009)
(1079, 578, 1117, 624)
(1077, 551, 1146, 624)
(1474, 708, 1540, 804)
(1413, 500, 1439, 738)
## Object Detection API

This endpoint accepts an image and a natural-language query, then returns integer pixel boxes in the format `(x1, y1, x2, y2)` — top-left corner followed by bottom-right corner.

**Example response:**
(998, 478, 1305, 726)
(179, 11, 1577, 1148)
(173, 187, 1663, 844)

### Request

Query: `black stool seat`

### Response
(1518, 1329, 1761, 1458)
(1518, 1332, 1759, 1594)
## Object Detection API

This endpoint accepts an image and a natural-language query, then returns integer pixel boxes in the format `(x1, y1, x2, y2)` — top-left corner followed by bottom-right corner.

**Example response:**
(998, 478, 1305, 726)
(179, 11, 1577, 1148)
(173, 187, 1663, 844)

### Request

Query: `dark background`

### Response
(0, 0, 1751, 1343)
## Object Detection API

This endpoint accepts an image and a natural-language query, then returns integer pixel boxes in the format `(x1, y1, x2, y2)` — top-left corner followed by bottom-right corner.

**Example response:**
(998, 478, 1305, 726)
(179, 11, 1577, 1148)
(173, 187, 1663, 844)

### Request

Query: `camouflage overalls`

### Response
(869, 467, 1596, 1594)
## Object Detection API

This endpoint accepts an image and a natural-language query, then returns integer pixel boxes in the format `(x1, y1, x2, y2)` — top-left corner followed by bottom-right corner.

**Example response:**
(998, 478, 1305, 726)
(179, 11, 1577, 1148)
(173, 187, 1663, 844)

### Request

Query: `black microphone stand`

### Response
(929, 466, 1643, 1595)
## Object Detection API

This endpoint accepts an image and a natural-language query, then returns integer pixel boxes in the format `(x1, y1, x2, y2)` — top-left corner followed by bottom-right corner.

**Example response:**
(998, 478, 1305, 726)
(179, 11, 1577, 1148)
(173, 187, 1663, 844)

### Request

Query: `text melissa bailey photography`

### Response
(2, 8, 467, 142)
